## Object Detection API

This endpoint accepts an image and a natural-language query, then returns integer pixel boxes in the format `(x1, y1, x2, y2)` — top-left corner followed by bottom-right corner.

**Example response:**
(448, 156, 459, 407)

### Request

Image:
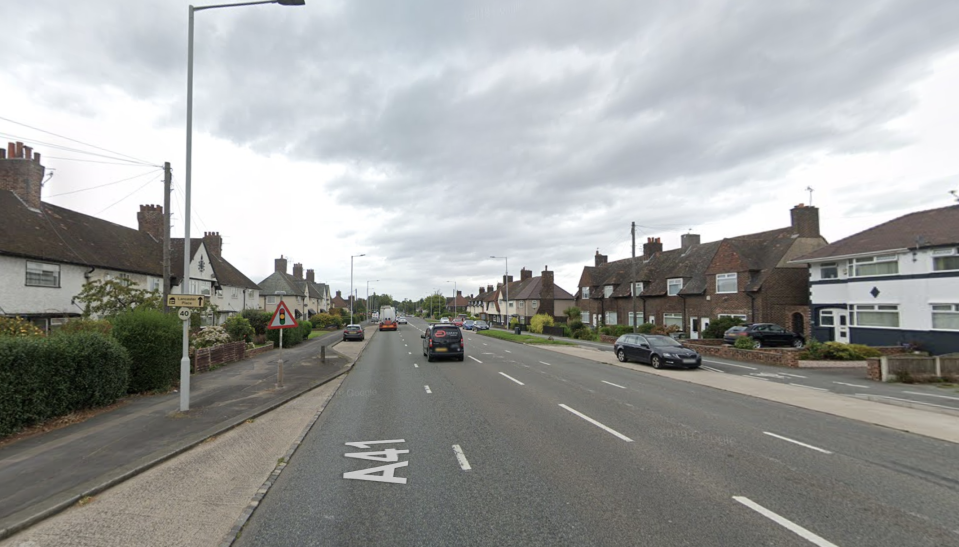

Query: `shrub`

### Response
(702, 316, 745, 339)
(300, 320, 313, 338)
(568, 319, 584, 332)
(267, 325, 303, 348)
(223, 315, 255, 342)
(311, 313, 334, 329)
(110, 309, 181, 393)
(242, 309, 272, 336)
(192, 326, 232, 349)
(801, 340, 882, 360)
(0, 316, 44, 338)
(54, 318, 113, 337)
(734, 336, 757, 350)
(636, 323, 655, 334)
(572, 327, 598, 341)
(530, 313, 555, 334)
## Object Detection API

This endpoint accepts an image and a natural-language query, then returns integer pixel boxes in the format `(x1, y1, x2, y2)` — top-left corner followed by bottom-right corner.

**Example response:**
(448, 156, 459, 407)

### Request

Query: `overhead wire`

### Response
(0, 116, 155, 166)
(97, 174, 163, 215)
(0, 131, 157, 166)
(45, 168, 163, 198)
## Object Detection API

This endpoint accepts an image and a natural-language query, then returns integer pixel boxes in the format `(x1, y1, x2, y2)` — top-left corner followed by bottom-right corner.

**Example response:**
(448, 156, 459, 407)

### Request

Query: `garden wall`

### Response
(192, 341, 275, 373)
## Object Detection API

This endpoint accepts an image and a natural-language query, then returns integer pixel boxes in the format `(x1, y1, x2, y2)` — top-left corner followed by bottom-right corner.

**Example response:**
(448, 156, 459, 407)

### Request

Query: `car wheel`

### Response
(651, 355, 663, 369)
(427, 352, 434, 362)
(458, 356, 465, 362)
(616, 349, 628, 363)
(754, 339, 762, 349)
(792, 338, 804, 348)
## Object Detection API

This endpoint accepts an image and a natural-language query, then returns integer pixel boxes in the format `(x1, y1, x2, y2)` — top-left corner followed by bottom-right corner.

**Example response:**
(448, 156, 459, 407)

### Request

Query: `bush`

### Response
(530, 313, 555, 334)
(223, 315, 255, 342)
(572, 327, 598, 341)
(562, 325, 572, 337)
(267, 325, 303, 348)
(0, 316, 44, 337)
(702, 316, 745, 339)
(734, 336, 757, 350)
(110, 309, 181, 393)
(311, 313, 334, 329)
(242, 309, 272, 336)
(800, 340, 882, 360)
(637, 323, 655, 334)
(192, 326, 232, 349)
(0, 333, 129, 437)
(300, 320, 313, 338)
(568, 319, 584, 332)
(54, 318, 113, 337)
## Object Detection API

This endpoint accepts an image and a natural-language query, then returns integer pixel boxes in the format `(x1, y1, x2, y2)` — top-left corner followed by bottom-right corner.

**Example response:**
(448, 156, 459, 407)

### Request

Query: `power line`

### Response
(0, 131, 156, 166)
(42, 155, 157, 166)
(0, 116, 156, 165)
(45, 168, 163, 198)
(97, 175, 162, 215)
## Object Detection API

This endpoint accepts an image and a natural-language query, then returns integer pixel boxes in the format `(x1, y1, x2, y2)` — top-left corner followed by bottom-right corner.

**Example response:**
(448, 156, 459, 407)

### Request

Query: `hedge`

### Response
(111, 309, 182, 393)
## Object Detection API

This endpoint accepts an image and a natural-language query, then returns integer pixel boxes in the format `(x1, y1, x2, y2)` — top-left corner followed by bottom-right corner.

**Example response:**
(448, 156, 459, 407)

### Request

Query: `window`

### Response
(667, 278, 683, 296)
(532, 300, 538, 309)
(232, 287, 239, 299)
(718, 313, 748, 321)
(631, 282, 643, 296)
(605, 311, 618, 325)
(932, 304, 959, 330)
(582, 311, 590, 325)
(716, 273, 737, 294)
(266, 296, 277, 304)
(149, 277, 161, 292)
(851, 304, 899, 328)
(821, 262, 839, 279)
(581, 287, 590, 299)
(604, 285, 613, 298)
(852, 255, 898, 277)
(664, 313, 683, 329)
(819, 310, 835, 327)
(933, 248, 959, 271)
(628, 312, 644, 326)
(26, 261, 60, 287)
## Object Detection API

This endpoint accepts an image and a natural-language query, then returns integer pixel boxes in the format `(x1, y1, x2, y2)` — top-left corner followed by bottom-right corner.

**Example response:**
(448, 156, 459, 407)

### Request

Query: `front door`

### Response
(701, 318, 711, 338)
(819, 308, 849, 342)
(689, 317, 700, 340)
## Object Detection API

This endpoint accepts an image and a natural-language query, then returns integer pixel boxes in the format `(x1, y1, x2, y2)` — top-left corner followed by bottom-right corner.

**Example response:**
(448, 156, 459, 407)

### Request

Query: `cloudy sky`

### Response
(3, 0, 959, 303)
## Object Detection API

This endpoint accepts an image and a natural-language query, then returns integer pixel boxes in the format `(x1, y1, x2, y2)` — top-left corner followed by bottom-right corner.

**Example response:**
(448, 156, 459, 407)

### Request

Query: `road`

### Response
(236, 317, 959, 546)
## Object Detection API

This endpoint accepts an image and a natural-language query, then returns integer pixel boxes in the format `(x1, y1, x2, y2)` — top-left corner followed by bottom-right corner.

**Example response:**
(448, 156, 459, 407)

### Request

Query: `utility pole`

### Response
(163, 162, 172, 313)
(631, 221, 637, 333)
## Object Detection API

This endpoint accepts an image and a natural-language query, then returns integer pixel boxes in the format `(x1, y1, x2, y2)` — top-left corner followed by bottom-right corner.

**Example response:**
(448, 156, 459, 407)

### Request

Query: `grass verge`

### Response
(476, 330, 574, 345)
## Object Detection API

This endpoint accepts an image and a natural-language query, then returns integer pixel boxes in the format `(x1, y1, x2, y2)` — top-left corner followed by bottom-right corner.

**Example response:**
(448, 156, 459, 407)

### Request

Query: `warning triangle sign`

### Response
(267, 300, 299, 330)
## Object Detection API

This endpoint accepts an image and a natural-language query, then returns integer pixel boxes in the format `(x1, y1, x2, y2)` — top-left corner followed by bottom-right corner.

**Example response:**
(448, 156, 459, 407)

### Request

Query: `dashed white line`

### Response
(712, 362, 757, 370)
(452, 444, 472, 471)
(602, 380, 626, 389)
(903, 391, 959, 401)
(763, 432, 832, 454)
(733, 496, 839, 547)
(414, 363, 419, 368)
(780, 372, 807, 378)
(408, 352, 412, 355)
(834, 381, 869, 388)
(424, 385, 432, 394)
(505, 350, 512, 353)
(558, 404, 633, 442)
(469, 356, 482, 363)
(539, 361, 552, 366)
(499, 372, 525, 386)
(789, 383, 828, 392)
(701, 365, 725, 373)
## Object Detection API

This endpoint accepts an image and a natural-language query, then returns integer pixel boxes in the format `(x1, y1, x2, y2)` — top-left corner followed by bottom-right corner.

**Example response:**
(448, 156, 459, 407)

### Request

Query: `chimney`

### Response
(336, 290, 342, 298)
(457, 290, 462, 296)
(594, 250, 608, 267)
(540, 266, 555, 317)
(521, 268, 532, 281)
(293, 262, 304, 279)
(306, 269, 315, 283)
(137, 204, 164, 240)
(643, 237, 663, 258)
(681, 233, 700, 251)
(487, 285, 494, 293)
(790, 204, 820, 238)
(503, 275, 513, 287)
(275, 256, 288, 273)
(0, 141, 45, 210)
(479, 286, 485, 295)
(203, 231, 222, 257)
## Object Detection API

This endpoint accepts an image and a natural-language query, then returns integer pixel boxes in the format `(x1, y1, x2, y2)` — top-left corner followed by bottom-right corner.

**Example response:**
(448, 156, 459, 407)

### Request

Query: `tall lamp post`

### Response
(367, 279, 378, 322)
(180, 0, 305, 413)
(350, 254, 365, 323)
(446, 280, 457, 318)
(490, 256, 508, 327)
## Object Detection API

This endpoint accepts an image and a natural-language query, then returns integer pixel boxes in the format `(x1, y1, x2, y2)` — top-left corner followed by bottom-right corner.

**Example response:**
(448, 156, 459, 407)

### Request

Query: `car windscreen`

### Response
(647, 336, 682, 347)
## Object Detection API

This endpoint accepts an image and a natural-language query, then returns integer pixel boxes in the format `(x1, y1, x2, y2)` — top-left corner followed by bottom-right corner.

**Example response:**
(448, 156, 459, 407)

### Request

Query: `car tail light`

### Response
(429, 339, 433, 348)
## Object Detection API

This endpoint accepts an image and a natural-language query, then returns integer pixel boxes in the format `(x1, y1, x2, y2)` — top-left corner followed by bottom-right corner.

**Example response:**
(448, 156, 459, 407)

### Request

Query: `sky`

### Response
(2, 0, 959, 304)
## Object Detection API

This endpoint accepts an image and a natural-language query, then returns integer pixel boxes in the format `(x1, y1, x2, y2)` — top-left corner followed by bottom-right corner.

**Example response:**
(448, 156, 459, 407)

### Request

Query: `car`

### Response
(614, 334, 701, 369)
(343, 324, 365, 341)
(422, 323, 465, 361)
(463, 320, 475, 330)
(397, 316, 408, 324)
(723, 323, 804, 348)
(440, 317, 450, 323)
(453, 319, 464, 327)
(472, 320, 490, 330)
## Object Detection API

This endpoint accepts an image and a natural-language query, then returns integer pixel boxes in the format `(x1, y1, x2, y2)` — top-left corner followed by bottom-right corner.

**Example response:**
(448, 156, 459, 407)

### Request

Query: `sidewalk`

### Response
(0, 330, 363, 541)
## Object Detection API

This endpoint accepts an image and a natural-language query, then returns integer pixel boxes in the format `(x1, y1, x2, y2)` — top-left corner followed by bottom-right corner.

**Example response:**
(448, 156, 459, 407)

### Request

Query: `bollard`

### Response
(277, 359, 284, 388)
(321, 345, 326, 363)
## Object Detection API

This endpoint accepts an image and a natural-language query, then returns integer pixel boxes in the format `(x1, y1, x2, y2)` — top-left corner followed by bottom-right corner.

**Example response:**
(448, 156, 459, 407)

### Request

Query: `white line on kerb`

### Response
(602, 380, 626, 389)
(763, 432, 832, 454)
(733, 496, 839, 547)
(903, 391, 959, 401)
(424, 385, 432, 394)
(701, 365, 725, 373)
(499, 372, 525, 386)
(452, 444, 472, 471)
(469, 356, 482, 363)
(834, 381, 869, 388)
(868, 395, 959, 410)
(539, 361, 552, 366)
(558, 404, 633, 442)
(789, 383, 828, 392)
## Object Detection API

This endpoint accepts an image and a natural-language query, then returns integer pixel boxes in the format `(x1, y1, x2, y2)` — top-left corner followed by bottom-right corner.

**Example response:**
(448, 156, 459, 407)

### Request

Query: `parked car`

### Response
(343, 324, 365, 341)
(473, 320, 490, 330)
(614, 334, 701, 369)
(422, 324, 465, 361)
(440, 317, 450, 323)
(723, 323, 804, 348)
(453, 319, 464, 327)
(463, 320, 475, 330)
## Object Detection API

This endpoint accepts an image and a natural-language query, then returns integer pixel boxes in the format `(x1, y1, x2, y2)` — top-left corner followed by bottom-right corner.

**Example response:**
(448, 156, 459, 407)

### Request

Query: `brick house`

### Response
(575, 205, 827, 338)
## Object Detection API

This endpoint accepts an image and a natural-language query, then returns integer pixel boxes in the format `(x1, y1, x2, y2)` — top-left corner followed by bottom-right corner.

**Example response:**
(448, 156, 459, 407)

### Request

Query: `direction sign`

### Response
(267, 300, 299, 330)
(167, 294, 205, 308)
(177, 308, 192, 321)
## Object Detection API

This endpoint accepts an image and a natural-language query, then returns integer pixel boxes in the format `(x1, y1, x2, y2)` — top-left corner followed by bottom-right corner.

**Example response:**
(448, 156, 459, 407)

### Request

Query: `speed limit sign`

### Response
(178, 308, 192, 321)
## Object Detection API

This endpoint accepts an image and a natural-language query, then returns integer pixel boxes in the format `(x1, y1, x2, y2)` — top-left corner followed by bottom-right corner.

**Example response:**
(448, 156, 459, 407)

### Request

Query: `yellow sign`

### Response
(167, 294, 205, 308)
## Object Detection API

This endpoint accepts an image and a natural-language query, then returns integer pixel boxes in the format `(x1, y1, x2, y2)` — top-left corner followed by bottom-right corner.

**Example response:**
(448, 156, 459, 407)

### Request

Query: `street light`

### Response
(180, 0, 305, 413)
(367, 279, 379, 322)
(446, 280, 457, 318)
(490, 256, 508, 327)
(350, 254, 365, 323)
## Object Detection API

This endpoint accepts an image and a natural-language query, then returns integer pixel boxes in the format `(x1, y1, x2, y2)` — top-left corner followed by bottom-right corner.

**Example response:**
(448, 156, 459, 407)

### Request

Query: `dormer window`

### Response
(604, 285, 613, 298)
(631, 282, 644, 296)
(667, 278, 683, 296)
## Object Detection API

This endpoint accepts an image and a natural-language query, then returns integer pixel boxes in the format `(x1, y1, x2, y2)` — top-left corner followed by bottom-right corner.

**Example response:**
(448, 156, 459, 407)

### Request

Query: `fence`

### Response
(869, 353, 959, 382)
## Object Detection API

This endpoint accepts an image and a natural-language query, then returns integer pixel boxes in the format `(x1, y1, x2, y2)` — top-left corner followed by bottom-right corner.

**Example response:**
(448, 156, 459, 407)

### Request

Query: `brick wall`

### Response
(866, 358, 881, 380)
(0, 142, 45, 210)
(684, 341, 802, 367)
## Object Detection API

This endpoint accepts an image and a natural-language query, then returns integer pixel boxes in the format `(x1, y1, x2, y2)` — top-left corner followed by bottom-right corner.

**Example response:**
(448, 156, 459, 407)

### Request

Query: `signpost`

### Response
(177, 308, 192, 321)
(267, 301, 299, 387)
(168, 294, 205, 308)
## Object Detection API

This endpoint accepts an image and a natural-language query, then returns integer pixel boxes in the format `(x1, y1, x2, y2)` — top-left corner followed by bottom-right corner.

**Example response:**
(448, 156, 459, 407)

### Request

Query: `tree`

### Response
(74, 278, 162, 318)
(564, 306, 582, 323)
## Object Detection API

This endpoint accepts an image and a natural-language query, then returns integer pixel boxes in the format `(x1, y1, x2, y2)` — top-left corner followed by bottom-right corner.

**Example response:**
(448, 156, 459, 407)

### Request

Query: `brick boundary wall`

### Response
(683, 341, 909, 369)
(867, 358, 881, 380)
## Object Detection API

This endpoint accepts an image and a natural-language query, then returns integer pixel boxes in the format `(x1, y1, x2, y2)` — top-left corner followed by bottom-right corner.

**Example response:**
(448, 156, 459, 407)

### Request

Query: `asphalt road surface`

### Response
(236, 318, 959, 546)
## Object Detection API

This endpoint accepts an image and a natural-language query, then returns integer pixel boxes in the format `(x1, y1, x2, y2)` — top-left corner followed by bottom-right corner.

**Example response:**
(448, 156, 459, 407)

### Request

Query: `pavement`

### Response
(0, 328, 366, 542)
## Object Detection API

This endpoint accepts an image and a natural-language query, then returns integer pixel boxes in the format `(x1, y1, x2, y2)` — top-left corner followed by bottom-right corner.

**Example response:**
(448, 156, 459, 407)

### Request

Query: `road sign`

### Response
(267, 300, 299, 330)
(177, 308, 192, 321)
(167, 294, 205, 308)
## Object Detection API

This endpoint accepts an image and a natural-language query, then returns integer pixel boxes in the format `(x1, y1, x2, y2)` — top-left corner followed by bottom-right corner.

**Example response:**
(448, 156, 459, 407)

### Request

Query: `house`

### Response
(792, 204, 959, 354)
(478, 267, 576, 325)
(257, 257, 316, 320)
(0, 141, 259, 330)
(330, 290, 351, 312)
(575, 205, 827, 338)
(446, 290, 470, 317)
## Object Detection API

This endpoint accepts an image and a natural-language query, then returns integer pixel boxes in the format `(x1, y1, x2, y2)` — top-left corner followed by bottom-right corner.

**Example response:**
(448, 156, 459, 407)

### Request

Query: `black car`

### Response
(723, 323, 804, 348)
(614, 334, 701, 369)
(472, 320, 490, 330)
(422, 323, 465, 361)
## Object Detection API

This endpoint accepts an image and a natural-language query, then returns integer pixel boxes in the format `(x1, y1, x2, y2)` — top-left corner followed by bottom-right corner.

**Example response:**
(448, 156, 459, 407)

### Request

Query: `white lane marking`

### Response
(781, 372, 807, 378)
(866, 394, 959, 411)
(424, 385, 432, 394)
(505, 350, 512, 353)
(539, 361, 552, 366)
(499, 372, 525, 386)
(483, 343, 488, 346)
(452, 444, 472, 471)
(747, 376, 771, 381)
(903, 391, 959, 401)
(602, 380, 626, 389)
(733, 496, 839, 547)
(469, 356, 483, 363)
(789, 383, 828, 392)
(408, 352, 412, 355)
(701, 365, 725, 373)
(345, 439, 406, 448)
(558, 404, 633, 442)
(711, 361, 757, 370)
(834, 381, 869, 388)
(763, 432, 832, 454)
(414, 364, 419, 368)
